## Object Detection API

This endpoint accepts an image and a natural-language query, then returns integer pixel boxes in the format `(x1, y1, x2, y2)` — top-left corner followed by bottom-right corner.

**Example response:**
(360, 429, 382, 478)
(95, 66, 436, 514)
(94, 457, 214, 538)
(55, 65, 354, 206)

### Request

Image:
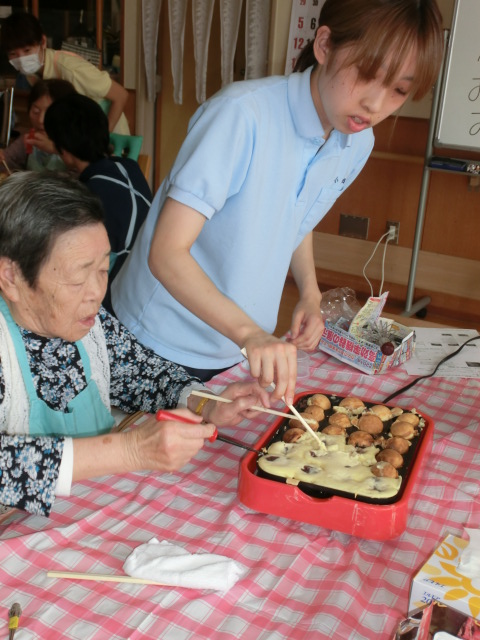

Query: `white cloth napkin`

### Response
(123, 538, 246, 591)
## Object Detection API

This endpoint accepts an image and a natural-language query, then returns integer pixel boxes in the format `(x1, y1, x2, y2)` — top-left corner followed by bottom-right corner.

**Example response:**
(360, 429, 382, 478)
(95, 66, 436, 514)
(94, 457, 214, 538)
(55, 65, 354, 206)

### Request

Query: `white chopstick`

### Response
(47, 570, 166, 586)
(190, 389, 317, 425)
(281, 395, 323, 446)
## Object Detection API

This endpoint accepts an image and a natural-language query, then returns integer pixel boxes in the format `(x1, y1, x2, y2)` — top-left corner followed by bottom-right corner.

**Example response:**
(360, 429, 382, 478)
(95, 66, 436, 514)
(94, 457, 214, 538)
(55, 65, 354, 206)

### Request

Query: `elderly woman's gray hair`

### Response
(0, 172, 105, 287)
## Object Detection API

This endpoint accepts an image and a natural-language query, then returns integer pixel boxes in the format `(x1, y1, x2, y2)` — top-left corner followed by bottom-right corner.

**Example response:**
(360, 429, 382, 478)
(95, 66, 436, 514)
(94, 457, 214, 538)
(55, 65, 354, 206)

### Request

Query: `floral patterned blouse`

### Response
(0, 307, 200, 516)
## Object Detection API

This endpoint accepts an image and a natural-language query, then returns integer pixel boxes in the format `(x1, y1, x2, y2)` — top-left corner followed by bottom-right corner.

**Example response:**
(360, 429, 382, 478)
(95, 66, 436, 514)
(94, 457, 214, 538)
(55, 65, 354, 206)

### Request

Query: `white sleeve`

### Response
(54, 438, 74, 496)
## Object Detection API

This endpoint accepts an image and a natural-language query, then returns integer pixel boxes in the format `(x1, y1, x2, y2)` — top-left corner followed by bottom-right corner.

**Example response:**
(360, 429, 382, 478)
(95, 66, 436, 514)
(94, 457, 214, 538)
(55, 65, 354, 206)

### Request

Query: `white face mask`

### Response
(9, 49, 44, 75)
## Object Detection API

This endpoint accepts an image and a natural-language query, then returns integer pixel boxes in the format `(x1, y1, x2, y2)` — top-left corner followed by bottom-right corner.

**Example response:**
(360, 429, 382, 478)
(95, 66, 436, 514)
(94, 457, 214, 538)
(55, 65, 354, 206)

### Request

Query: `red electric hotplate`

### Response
(238, 391, 433, 541)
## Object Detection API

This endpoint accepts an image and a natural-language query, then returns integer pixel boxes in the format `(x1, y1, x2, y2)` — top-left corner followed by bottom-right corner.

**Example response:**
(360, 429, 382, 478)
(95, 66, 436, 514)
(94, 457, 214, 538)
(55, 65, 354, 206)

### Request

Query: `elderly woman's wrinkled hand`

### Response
(127, 410, 216, 473)
(203, 380, 272, 427)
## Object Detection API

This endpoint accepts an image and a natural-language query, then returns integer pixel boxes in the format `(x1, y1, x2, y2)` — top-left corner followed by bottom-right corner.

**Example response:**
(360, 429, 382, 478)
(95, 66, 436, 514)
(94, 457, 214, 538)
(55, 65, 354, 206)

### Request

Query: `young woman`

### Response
(111, 0, 444, 405)
(0, 78, 75, 173)
(2, 12, 129, 134)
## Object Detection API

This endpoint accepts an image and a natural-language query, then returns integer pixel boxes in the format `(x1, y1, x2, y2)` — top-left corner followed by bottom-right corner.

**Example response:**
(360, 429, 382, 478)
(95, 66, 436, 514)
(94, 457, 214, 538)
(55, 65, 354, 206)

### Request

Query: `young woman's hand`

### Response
(288, 298, 325, 352)
(241, 333, 298, 405)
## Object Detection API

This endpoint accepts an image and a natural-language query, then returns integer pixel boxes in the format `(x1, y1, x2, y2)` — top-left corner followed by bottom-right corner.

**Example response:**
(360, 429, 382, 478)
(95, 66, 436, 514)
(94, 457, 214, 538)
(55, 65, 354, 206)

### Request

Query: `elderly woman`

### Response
(0, 172, 269, 517)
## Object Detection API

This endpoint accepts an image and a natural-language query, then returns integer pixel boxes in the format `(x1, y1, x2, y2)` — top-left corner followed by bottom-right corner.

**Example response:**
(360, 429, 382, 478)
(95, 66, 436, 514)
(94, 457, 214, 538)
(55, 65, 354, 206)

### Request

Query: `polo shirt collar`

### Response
(287, 66, 352, 149)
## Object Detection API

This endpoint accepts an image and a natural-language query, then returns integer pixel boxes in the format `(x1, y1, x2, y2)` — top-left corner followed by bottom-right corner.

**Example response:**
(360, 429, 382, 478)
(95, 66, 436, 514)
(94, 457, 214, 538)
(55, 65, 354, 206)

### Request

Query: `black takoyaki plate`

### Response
(255, 392, 430, 505)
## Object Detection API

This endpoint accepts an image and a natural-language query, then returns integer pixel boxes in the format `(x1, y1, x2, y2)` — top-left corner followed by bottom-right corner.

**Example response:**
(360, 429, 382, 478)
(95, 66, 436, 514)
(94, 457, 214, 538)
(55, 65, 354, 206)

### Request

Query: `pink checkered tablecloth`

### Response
(0, 350, 479, 640)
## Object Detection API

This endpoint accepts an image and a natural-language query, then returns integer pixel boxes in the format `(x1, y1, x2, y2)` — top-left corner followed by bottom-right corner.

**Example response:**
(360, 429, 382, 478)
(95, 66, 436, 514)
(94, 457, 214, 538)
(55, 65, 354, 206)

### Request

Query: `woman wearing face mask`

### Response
(0, 78, 76, 173)
(2, 12, 129, 134)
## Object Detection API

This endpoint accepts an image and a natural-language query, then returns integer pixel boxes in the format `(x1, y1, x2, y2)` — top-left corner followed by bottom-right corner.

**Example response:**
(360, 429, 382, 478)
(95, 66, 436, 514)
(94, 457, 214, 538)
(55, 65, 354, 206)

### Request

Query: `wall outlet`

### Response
(386, 221, 400, 244)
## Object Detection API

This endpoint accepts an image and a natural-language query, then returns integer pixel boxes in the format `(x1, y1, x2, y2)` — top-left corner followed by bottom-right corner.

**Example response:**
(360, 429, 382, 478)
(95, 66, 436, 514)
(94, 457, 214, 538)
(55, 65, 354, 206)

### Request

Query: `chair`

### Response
(109, 132, 143, 161)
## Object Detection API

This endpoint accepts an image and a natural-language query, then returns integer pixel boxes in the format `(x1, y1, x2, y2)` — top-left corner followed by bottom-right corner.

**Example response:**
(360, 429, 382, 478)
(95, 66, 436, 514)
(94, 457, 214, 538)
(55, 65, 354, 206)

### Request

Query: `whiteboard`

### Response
(435, 0, 480, 151)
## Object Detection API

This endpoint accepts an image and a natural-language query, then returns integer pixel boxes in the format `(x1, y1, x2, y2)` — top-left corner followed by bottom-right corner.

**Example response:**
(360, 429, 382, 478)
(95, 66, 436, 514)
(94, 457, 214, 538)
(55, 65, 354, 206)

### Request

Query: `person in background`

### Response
(0, 78, 76, 173)
(44, 93, 152, 313)
(0, 172, 270, 518)
(2, 12, 129, 134)
(111, 0, 444, 405)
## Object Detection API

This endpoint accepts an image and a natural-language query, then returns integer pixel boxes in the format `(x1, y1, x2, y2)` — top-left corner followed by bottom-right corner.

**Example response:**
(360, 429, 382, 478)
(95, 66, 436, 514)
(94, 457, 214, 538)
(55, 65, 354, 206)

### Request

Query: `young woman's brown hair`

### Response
(294, 0, 444, 101)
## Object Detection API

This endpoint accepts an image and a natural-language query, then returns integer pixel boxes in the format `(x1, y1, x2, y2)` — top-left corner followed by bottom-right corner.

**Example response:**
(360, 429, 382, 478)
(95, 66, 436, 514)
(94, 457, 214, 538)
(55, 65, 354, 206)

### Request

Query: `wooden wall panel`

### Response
(312, 232, 480, 323)
(316, 116, 480, 266)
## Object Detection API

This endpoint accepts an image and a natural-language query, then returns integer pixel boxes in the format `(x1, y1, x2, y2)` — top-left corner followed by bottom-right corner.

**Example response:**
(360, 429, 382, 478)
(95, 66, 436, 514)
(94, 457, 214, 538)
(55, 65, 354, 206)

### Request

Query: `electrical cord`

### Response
(378, 233, 390, 296)
(362, 230, 393, 297)
(383, 334, 480, 404)
(358, 230, 479, 404)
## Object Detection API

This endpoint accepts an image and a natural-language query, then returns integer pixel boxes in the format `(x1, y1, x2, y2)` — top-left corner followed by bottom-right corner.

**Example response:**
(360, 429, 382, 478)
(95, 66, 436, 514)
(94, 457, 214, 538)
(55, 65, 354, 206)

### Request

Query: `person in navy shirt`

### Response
(44, 94, 152, 314)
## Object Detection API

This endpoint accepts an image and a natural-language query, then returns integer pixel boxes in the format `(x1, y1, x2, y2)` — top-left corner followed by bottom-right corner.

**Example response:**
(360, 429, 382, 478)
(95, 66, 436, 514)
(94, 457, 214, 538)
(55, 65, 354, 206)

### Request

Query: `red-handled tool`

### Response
(155, 410, 261, 453)
(155, 409, 217, 441)
(25, 128, 35, 154)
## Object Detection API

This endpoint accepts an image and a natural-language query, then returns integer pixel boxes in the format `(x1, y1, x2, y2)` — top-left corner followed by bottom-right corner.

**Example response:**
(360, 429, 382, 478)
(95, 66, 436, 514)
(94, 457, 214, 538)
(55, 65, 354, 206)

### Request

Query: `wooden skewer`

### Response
(2, 159, 12, 175)
(190, 389, 317, 425)
(113, 410, 146, 433)
(112, 388, 318, 434)
(47, 570, 166, 586)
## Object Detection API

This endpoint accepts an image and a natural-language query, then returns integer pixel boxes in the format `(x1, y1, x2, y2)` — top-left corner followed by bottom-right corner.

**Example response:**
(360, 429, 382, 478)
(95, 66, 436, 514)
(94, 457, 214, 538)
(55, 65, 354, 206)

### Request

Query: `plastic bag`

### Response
(320, 287, 361, 329)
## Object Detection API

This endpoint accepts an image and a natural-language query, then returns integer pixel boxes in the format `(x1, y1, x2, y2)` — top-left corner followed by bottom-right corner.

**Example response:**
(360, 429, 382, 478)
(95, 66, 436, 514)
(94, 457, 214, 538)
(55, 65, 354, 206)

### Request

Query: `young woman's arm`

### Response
(288, 232, 325, 351)
(148, 197, 298, 404)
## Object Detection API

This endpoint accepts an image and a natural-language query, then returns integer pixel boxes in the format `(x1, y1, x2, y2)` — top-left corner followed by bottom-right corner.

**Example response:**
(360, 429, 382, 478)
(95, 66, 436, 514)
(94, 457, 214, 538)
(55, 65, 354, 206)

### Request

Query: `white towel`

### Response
(123, 538, 246, 591)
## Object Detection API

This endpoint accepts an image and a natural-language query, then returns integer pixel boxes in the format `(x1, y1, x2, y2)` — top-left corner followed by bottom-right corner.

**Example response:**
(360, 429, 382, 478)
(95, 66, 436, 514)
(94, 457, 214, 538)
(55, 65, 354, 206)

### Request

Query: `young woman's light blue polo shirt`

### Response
(112, 67, 374, 370)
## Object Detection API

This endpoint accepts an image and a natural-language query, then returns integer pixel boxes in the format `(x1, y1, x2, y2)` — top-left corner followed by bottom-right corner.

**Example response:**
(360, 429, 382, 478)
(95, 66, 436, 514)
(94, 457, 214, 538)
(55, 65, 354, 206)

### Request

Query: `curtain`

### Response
(142, 0, 163, 103)
(141, 0, 272, 104)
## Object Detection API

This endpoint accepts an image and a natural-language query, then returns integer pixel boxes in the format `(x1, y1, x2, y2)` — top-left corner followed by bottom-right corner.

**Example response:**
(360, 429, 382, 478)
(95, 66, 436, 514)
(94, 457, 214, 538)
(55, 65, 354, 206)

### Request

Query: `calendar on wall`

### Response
(284, 0, 326, 74)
